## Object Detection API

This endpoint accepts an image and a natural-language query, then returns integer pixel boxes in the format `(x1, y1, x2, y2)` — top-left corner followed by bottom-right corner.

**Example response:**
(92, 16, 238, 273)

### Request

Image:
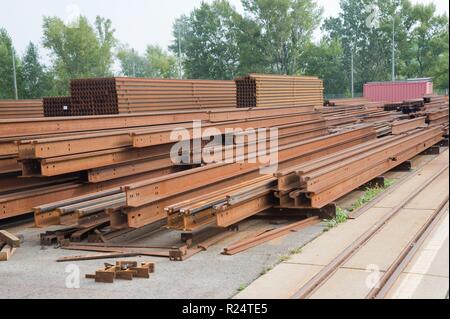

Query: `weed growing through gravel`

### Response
(324, 179, 396, 231)
(324, 207, 349, 231)
(237, 283, 247, 292)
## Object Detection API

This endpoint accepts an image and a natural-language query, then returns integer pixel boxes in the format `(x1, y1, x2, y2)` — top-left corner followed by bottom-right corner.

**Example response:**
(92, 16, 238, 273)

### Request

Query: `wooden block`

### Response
(131, 267, 150, 278)
(0, 230, 21, 248)
(359, 176, 385, 190)
(420, 146, 441, 155)
(115, 269, 136, 280)
(437, 139, 449, 147)
(95, 267, 116, 283)
(0, 245, 17, 261)
(131, 262, 155, 278)
(391, 160, 412, 172)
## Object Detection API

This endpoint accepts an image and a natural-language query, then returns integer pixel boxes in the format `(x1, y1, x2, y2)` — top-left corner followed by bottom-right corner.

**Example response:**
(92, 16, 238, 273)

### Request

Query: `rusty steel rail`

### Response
(124, 126, 375, 208)
(223, 217, 320, 255)
(0, 99, 43, 119)
(116, 127, 375, 229)
(288, 128, 444, 208)
(391, 117, 427, 135)
(132, 112, 324, 148)
(367, 200, 449, 299)
(15, 108, 324, 158)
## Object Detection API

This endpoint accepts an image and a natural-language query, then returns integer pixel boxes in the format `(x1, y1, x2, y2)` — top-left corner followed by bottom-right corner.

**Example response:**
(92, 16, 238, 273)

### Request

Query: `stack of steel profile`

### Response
(324, 97, 369, 107)
(0, 100, 43, 119)
(114, 125, 376, 231)
(275, 126, 444, 209)
(70, 78, 118, 115)
(235, 74, 324, 108)
(67, 77, 237, 116)
(420, 95, 449, 131)
(1, 105, 327, 223)
(43, 97, 72, 117)
(0, 83, 446, 247)
(384, 99, 425, 113)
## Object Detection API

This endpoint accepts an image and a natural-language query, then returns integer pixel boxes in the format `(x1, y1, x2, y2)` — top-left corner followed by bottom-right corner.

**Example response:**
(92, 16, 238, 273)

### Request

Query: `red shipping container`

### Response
(363, 80, 433, 103)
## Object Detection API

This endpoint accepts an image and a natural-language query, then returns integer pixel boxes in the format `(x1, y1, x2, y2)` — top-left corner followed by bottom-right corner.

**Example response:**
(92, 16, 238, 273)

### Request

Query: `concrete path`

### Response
(236, 150, 449, 299)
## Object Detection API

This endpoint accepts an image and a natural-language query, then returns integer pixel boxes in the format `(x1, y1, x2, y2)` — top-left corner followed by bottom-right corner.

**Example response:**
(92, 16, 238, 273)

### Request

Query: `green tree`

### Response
(19, 42, 54, 98)
(42, 15, 116, 94)
(0, 28, 21, 99)
(171, 0, 241, 79)
(240, 0, 323, 75)
(303, 39, 347, 96)
(402, 3, 448, 89)
(117, 45, 178, 78)
(145, 45, 178, 78)
(323, 0, 449, 93)
(117, 45, 150, 77)
(323, 0, 402, 93)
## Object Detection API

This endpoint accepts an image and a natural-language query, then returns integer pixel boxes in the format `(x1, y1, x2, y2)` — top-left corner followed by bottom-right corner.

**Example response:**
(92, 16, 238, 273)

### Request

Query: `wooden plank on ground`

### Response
(0, 230, 21, 247)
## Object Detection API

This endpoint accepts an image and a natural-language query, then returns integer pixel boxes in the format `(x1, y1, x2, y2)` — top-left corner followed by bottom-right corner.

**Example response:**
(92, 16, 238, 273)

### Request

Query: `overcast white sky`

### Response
(1, 0, 449, 58)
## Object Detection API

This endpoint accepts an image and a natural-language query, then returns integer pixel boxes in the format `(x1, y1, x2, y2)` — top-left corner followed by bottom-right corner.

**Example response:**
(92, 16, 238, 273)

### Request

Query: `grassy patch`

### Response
(324, 207, 348, 231)
(348, 179, 396, 213)
(237, 284, 247, 292)
(289, 247, 303, 255)
(260, 266, 273, 276)
(278, 255, 291, 262)
(324, 179, 397, 231)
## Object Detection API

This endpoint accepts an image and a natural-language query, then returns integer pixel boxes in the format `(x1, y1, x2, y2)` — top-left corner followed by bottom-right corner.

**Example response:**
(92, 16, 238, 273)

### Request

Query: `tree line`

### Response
(0, 0, 448, 99)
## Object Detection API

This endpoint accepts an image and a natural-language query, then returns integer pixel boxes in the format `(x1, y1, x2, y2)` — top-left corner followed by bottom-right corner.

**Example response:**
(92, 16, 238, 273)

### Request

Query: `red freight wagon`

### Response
(364, 80, 433, 103)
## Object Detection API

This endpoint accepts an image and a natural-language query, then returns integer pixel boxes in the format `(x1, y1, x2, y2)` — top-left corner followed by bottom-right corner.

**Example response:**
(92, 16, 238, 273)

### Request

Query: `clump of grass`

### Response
(289, 247, 303, 255)
(324, 207, 348, 231)
(260, 266, 273, 276)
(237, 283, 247, 292)
(384, 178, 395, 188)
(348, 179, 396, 213)
(278, 255, 291, 262)
(324, 179, 398, 232)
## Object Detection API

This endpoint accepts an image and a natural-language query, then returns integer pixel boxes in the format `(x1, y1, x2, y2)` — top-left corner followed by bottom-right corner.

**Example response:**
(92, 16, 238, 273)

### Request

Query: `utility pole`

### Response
(351, 48, 355, 98)
(11, 46, 18, 100)
(392, 16, 396, 81)
(178, 29, 183, 79)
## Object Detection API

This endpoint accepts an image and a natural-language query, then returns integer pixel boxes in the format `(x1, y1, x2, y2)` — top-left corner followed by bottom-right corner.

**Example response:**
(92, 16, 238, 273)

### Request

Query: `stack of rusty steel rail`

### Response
(275, 126, 445, 209)
(1, 85, 447, 252)
(319, 98, 405, 136)
(419, 95, 449, 134)
(384, 99, 425, 114)
(324, 97, 369, 107)
(43, 97, 72, 117)
(0, 105, 326, 224)
(117, 125, 376, 231)
(236, 74, 324, 108)
(33, 108, 329, 230)
(67, 77, 237, 116)
(0, 100, 43, 119)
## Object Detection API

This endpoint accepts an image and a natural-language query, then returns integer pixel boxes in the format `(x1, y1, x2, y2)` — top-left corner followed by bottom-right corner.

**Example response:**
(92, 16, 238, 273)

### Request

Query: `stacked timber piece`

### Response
(236, 74, 324, 108)
(0, 100, 43, 119)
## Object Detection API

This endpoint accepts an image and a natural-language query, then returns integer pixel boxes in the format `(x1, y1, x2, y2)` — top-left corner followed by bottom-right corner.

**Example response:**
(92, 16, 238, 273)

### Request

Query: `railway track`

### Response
(291, 161, 449, 299)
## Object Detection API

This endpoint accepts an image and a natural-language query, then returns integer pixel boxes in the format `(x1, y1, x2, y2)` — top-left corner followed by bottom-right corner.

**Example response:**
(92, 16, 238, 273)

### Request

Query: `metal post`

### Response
(351, 49, 354, 98)
(178, 29, 182, 79)
(392, 16, 396, 81)
(11, 46, 18, 100)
